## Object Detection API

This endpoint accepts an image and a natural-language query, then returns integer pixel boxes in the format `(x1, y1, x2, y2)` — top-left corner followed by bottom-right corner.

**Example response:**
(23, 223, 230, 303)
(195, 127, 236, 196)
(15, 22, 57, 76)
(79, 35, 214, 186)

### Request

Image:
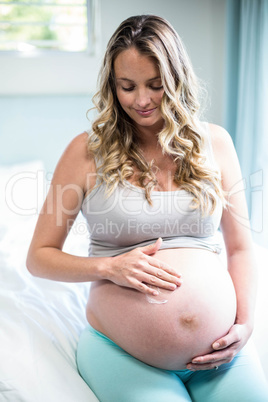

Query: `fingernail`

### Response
(213, 343, 220, 349)
(153, 291, 159, 296)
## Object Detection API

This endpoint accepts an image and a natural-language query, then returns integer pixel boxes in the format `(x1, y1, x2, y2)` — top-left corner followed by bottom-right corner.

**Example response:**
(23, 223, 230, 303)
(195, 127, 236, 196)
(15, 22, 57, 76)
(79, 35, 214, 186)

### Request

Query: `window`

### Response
(0, 0, 94, 53)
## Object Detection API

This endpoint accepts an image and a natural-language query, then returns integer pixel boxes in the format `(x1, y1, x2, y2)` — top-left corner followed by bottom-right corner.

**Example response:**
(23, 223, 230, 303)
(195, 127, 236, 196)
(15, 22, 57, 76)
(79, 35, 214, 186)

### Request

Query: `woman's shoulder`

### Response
(206, 123, 241, 180)
(207, 123, 236, 160)
(52, 132, 97, 194)
(207, 123, 234, 148)
(60, 132, 95, 168)
(64, 131, 90, 155)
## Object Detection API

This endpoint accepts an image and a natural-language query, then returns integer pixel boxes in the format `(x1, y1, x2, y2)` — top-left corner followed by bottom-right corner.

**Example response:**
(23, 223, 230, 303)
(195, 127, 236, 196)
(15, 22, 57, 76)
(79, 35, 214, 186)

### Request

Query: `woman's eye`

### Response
(121, 85, 163, 92)
(122, 87, 135, 92)
(151, 86, 163, 91)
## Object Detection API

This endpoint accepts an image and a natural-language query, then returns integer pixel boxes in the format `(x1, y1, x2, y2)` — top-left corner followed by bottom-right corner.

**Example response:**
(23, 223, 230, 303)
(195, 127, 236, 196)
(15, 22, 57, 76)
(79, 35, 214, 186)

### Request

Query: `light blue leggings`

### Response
(76, 325, 268, 402)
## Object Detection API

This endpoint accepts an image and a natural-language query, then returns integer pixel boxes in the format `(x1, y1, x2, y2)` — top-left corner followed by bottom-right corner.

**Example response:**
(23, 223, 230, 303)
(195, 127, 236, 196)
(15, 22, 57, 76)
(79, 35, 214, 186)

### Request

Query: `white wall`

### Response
(0, 95, 92, 172)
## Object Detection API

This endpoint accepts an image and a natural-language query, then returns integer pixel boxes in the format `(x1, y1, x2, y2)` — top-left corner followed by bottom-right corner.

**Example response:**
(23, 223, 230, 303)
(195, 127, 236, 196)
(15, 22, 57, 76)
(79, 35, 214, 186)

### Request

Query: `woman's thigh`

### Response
(185, 342, 268, 402)
(76, 325, 192, 402)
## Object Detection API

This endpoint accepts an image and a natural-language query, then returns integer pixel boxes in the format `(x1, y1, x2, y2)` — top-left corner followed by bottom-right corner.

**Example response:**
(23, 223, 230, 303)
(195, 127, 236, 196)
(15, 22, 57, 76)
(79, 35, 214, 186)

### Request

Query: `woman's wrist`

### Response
(94, 256, 114, 281)
(235, 318, 254, 338)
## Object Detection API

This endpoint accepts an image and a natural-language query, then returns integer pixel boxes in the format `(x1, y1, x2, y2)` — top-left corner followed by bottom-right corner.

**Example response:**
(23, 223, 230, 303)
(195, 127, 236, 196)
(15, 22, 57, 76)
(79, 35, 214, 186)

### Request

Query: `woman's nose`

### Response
(136, 89, 150, 108)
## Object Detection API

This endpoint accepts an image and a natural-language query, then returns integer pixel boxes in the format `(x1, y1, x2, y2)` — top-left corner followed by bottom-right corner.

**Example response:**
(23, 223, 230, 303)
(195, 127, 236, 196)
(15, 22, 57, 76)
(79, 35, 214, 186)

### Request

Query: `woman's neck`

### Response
(134, 119, 165, 149)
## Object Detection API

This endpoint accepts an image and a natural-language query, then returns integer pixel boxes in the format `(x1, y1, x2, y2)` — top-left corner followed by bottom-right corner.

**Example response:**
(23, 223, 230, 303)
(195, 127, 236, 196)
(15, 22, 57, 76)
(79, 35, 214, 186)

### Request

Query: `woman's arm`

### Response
(26, 132, 106, 282)
(26, 133, 181, 293)
(187, 123, 257, 370)
(217, 123, 257, 331)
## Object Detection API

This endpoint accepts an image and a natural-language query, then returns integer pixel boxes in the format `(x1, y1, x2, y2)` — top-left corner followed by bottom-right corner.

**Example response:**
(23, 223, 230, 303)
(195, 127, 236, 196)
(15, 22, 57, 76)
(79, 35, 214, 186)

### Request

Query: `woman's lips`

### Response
(135, 108, 156, 116)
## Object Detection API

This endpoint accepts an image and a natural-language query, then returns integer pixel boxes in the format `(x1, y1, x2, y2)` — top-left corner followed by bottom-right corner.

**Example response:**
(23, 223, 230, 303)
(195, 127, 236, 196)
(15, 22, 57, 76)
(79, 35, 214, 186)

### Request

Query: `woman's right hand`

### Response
(107, 238, 182, 295)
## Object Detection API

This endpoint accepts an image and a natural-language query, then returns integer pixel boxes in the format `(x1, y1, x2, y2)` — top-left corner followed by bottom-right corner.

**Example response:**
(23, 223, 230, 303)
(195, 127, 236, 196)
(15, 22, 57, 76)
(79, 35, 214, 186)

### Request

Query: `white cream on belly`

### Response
(146, 286, 168, 304)
(87, 248, 237, 370)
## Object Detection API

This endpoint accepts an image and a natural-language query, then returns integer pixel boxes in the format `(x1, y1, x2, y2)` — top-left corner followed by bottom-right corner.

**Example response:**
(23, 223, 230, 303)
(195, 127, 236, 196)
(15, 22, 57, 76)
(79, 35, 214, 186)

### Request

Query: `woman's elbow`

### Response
(26, 247, 41, 277)
(26, 250, 35, 276)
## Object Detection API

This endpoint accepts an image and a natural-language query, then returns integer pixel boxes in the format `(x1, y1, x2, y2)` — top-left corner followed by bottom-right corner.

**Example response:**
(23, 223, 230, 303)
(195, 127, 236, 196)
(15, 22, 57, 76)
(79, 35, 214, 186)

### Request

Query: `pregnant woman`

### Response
(27, 15, 268, 402)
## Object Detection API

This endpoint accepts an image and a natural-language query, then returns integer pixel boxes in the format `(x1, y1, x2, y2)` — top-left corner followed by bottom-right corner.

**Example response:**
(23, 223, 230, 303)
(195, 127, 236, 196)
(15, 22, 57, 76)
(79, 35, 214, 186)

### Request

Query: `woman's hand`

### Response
(186, 323, 252, 371)
(107, 238, 182, 295)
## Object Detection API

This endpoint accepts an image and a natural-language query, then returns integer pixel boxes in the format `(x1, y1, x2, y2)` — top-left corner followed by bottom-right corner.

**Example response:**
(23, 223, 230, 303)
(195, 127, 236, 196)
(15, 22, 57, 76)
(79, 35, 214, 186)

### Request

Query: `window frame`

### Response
(0, 0, 100, 56)
(0, 0, 101, 95)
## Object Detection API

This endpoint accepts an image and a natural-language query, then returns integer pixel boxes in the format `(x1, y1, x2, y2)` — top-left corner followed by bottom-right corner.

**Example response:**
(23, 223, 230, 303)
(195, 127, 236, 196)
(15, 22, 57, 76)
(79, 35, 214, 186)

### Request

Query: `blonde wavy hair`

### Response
(87, 14, 227, 215)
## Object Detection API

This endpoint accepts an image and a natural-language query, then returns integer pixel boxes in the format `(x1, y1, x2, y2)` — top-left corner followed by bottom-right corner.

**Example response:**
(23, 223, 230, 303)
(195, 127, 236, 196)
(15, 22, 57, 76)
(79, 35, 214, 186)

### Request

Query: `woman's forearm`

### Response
(26, 247, 110, 282)
(227, 246, 258, 332)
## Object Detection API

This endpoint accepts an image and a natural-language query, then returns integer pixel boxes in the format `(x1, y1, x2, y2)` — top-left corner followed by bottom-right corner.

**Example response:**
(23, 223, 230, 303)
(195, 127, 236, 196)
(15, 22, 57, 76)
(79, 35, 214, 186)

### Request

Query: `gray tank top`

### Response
(81, 123, 223, 257)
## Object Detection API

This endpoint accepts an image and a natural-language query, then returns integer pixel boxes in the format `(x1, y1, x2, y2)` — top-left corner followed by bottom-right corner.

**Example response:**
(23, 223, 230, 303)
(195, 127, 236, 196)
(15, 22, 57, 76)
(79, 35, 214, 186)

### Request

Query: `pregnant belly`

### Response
(86, 248, 237, 370)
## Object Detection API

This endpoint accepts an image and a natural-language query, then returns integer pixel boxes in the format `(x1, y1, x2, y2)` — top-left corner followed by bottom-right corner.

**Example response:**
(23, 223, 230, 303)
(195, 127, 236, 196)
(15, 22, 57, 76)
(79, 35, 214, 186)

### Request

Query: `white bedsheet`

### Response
(0, 161, 98, 401)
(1, 161, 267, 402)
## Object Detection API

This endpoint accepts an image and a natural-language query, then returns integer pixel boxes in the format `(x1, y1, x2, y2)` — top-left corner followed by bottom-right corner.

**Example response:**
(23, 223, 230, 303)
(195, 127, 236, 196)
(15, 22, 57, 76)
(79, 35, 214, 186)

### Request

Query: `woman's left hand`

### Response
(186, 323, 252, 371)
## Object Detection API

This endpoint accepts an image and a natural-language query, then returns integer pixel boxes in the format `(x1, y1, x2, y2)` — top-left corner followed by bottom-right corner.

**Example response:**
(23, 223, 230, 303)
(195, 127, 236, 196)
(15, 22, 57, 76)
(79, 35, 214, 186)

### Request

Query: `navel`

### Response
(179, 312, 198, 329)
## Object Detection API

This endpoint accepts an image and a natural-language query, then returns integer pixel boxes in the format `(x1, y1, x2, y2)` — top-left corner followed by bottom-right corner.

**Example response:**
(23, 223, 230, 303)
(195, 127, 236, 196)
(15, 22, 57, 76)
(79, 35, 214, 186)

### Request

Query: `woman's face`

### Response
(114, 47, 165, 132)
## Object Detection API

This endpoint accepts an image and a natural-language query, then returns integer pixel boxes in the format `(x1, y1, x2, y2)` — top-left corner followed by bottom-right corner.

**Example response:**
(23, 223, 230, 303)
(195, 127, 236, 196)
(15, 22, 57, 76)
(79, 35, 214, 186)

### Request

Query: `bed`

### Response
(1, 160, 267, 401)
(0, 160, 98, 401)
